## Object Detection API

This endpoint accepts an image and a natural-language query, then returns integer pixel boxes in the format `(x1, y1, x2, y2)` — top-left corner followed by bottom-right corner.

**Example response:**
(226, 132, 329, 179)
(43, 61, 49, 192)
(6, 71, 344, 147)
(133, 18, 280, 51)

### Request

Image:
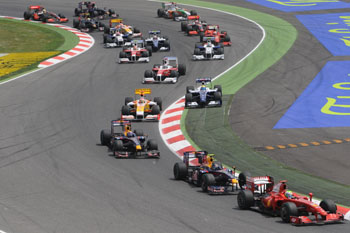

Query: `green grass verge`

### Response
(0, 18, 80, 81)
(169, 0, 350, 205)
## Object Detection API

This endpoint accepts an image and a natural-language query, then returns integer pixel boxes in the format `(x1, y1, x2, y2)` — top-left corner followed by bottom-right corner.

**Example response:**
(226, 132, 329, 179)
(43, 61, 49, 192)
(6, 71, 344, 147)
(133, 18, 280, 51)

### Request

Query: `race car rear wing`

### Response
(149, 30, 161, 35)
(196, 78, 212, 83)
(110, 18, 123, 23)
(187, 15, 200, 20)
(111, 119, 131, 126)
(202, 36, 215, 42)
(135, 88, 151, 95)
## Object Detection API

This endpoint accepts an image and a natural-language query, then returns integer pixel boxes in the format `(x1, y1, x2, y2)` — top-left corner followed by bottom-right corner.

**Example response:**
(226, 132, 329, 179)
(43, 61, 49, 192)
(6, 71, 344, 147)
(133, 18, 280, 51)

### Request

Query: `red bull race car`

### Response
(237, 173, 344, 225)
(143, 57, 186, 84)
(74, 1, 118, 19)
(100, 120, 159, 158)
(23, 6, 68, 23)
(121, 88, 162, 121)
(173, 151, 239, 194)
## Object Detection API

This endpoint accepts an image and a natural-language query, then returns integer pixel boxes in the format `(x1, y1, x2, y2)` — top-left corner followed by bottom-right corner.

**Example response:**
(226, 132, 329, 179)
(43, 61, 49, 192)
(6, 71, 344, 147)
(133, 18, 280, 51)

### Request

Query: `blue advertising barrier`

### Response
(274, 61, 350, 129)
(297, 13, 350, 56)
(246, 0, 350, 12)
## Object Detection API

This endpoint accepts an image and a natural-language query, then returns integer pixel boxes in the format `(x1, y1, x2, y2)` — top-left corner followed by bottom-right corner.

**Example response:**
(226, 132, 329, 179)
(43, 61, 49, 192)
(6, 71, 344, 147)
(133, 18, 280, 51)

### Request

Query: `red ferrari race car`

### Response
(100, 119, 160, 158)
(23, 6, 68, 23)
(173, 151, 239, 194)
(237, 173, 345, 225)
(143, 57, 186, 84)
(180, 16, 207, 36)
(199, 25, 231, 46)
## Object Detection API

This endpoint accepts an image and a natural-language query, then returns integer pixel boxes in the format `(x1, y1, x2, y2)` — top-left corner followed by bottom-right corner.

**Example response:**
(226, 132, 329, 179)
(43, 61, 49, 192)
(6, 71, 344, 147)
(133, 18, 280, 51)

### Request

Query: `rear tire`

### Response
(237, 190, 254, 209)
(178, 64, 186, 76)
(181, 22, 187, 32)
(23, 11, 31, 20)
(146, 46, 152, 56)
(281, 202, 298, 223)
(124, 97, 133, 105)
(173, 162, 187, 180)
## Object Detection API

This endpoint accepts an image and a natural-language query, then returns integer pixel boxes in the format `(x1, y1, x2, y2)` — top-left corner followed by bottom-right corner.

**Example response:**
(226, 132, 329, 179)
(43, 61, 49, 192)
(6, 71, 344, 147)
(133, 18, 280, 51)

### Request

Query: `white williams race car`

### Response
(185, 78, 222, 108)
(193, 39, 224, 61)
(145, 30, 170, 52)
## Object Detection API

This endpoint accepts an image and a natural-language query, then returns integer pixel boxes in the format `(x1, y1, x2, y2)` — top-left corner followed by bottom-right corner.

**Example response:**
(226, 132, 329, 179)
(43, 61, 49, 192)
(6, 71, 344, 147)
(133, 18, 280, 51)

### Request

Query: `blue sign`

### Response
(297, 13, 350, 56)
(246, 0, 350, 12)
(274, 61, 350, 129)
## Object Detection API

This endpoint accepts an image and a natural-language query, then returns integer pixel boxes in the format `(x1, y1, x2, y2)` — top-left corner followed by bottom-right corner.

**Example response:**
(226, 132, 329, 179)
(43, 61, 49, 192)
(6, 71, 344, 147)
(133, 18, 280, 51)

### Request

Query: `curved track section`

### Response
(0, 0, 348, 232)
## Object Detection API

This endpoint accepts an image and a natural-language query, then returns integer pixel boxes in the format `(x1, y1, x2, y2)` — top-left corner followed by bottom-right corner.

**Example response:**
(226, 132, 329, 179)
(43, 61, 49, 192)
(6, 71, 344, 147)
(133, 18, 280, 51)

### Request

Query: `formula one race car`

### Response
(121, 88, 162, 121)
(118, 40, 152, 63)
(157, 2, 197, 21)
(185, 78, 222, 108)
(104, 18, 142, 40)
(73, 13, 105, 32)
(23, 6, 68, 23)
(200, 25, 231, 46)
(237, 174, 344, 225)
(145, 31, 170, 52)
(193, 39, 224, 60)
(180, 16, 207, 36)
(143, 57, 186, 84)
(74, 1, 118, 19)
(100, 120, 160, 158)
(173, 151, 239, 194)
(103, 27, 126, 48)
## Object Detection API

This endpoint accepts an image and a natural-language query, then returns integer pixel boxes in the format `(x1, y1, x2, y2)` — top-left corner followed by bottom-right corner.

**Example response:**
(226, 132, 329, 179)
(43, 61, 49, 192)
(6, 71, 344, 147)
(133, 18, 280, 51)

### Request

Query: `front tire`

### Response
(320, 199, 337, 213)
(201, 173, 215, 192)
(280, 202, 298, 223)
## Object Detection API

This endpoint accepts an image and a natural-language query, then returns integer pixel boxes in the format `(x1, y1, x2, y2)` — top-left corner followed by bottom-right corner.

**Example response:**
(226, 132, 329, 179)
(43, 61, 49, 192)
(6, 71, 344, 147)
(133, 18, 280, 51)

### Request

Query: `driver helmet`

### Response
(285, 190, 293, 199)
(153, 35, 158, 40)
(163, 58, 169, 66)
(211, 161, 222, 170)
(200, 85, 206, 91)
(207, 40, 212, 46)
(132, 43, 138, 50)
(42, 8, 47, 13)
(139, 96, 145, 103)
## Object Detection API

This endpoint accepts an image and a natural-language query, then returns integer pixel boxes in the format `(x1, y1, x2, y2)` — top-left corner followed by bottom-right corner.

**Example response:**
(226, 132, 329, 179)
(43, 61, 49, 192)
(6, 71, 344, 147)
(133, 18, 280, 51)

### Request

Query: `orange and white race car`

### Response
(121, 89, 162, 121)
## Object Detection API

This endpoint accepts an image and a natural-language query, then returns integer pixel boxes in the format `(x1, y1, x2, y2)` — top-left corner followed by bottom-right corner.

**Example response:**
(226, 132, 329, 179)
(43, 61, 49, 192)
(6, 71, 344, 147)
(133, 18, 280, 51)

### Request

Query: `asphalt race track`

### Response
(0, 0, 348, 232)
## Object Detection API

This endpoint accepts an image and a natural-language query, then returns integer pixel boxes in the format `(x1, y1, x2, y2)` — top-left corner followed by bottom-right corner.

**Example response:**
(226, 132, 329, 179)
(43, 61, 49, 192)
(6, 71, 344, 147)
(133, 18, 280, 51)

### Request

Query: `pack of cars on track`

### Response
(23, 1, 346, 227)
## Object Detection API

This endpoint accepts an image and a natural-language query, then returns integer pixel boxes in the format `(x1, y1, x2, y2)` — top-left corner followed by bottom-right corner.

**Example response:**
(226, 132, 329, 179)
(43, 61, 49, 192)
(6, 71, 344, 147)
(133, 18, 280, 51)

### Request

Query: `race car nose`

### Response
(136, 145, 142, 150)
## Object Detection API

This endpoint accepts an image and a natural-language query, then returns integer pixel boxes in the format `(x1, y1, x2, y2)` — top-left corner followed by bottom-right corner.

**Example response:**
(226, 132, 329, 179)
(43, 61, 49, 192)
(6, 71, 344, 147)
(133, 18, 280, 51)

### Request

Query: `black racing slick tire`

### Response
(173, 162, 187, 180)
(237, 190, 254, 209)
(100, 129, 111, 146)
(121, 105, 130, 115)
(23, 11, 31, 20)
(124, 97, 133, 105)
(151, 105, 160, 115)
(119, 51, 127, 58)
(190, 10, 197, 16)
(73, 19, 79, 29)
(214, 92, 222, 101)
(214, 85, 222, 95)
(157, 9, 164, 17)
(238, 171, 251, 189)
(186, 86, 194, 93)
(113, 140, 124, 152)
(194, 48, 201, 56)
(146, 46, 152, 56)
(147, 139, 158, 151)
(201, 173, 215, 192)
(281, 202, 298, 223)
(181, 22, 187, 32)
(320, 199, 337, 213)
(144, 70, 153, 78)
(178, 64, 186, 76)
(185, 93, 192, 107)
(153, 97, 162, 111)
